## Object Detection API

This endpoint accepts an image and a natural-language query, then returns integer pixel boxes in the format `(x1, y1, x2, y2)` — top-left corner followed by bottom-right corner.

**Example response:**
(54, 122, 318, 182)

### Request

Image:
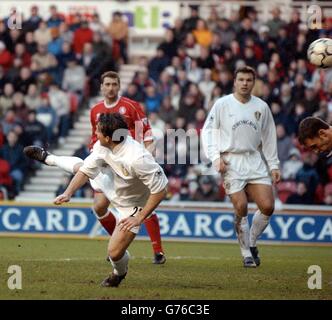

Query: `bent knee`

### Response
(260, 204, 274, 216)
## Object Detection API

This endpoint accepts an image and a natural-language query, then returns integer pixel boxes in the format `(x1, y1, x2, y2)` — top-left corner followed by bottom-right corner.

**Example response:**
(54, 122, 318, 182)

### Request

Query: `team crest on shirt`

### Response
(224, 181, 231, 192)
(119, 106, 127, 115)
(121, 165, 129, 176)
(254, 111, 261, 121)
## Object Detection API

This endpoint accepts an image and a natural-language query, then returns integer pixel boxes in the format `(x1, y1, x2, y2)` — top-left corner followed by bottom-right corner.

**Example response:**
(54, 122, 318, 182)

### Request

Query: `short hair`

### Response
(234, 66, 256, 81)
(98, 113, 128, 144)
(100, 71, 120, 85)
(298, 117, 330, 145)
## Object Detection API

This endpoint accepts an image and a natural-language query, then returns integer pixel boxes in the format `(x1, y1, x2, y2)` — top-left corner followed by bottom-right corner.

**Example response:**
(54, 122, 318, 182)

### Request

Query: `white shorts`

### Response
(110, 206, 153, 234)
(222, 151, 272, 195)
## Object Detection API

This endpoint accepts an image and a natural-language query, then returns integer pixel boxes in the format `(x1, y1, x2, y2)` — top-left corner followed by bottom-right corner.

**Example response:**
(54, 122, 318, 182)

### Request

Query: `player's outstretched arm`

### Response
(119, 188, 167, 232)
(54, 171, 90, 205)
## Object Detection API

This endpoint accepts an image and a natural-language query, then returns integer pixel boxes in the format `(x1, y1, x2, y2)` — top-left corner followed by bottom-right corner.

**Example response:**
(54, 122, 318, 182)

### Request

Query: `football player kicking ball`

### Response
(202, 66, 281, 268)
(298, 117, 332, 155)
(24, 71, 166, 264)
(54, 113, 168, 287)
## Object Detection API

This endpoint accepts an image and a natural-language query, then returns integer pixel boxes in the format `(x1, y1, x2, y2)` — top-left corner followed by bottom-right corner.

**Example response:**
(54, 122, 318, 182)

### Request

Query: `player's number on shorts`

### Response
(130, 206, 142, 217)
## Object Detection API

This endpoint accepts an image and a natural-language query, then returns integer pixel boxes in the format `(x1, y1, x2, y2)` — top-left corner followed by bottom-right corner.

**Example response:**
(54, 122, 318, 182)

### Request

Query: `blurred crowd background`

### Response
(1, 2, 332, 205)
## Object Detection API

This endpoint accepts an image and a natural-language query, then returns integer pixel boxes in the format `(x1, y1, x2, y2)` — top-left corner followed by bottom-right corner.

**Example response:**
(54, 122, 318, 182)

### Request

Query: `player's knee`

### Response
(260, 203, 274, 216)
(93, 202, 108, 217)
(108, 247, 123, 261)
(233, 202, 247, 216)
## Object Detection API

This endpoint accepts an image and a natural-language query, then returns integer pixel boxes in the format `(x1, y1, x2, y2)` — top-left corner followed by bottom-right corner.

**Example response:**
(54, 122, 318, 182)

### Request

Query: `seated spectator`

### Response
(12, 92, 29, 123)
(286, 182, 312, 204)
(159, 96, 177, 125)
(144, 86, 162, 114)
(192, 176, 219, 201)
(24, 110, 47, 146)
(73, 21, 93, 56)
(192, 19, 213, 48)
(36, 94, 58, 142)
(24, 84, 42, 110)
(276, 124, 294, 166)
(0, 130, 28, 195)
(282, 148, 303, 181)
(123, 83, 144, 103)
(148, 47, 169, 83)
(34, 20, 52, 46)
(0, 41, 12, 72)
(13, 43, 31, 67)
(31, 44, 57, 72)
(0, 157, 13, 198)
(0, 83, 14, 116)
(15, 67, 35, 94)
(47, 27, 63, 57)
(62, 58, 86, 96)
(1, 108, 20, 135)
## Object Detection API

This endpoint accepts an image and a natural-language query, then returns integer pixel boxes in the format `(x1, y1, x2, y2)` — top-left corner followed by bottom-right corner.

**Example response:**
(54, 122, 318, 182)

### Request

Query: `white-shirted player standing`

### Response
(202, 66, 281, 267)
(54, 113, 168, 287)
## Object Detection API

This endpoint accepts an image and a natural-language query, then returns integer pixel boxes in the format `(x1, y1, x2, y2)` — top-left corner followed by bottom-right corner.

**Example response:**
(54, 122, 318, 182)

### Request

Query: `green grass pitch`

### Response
(0, 237, 331, 300)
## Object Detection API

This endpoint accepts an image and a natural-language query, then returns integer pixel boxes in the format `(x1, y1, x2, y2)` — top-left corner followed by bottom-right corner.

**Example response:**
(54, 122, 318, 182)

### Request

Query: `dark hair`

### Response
(98, 113, 128, 144)
(298, 117, 330, 145)
(100, 71, 120, 85)
(234, 66, 256, 81)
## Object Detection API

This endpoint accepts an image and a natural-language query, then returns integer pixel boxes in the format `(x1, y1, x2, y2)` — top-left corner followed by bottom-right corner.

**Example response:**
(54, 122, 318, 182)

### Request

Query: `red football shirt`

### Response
(89, 96, 153, 149)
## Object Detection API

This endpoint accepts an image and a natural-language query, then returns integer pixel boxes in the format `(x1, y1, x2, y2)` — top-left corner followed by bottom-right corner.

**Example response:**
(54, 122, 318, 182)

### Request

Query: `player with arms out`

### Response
(202, 66, 281, 267)
(24, 71, 166, 264)
(54, 113, 168, 287)
(298, 116, 332, 154)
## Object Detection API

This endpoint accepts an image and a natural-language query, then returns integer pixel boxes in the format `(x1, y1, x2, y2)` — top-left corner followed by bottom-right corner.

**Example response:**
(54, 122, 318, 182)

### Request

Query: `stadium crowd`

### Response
(1, 4, 332, 205)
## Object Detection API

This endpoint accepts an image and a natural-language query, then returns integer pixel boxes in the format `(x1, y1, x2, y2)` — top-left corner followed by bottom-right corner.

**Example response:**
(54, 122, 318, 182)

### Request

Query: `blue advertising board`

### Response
(0, 202, 331, 245)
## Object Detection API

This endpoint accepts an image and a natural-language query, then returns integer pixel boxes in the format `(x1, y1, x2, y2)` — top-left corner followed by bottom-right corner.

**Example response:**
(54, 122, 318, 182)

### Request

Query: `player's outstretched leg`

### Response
(144, 214, 166, 264)
(23, 145, 83, 174)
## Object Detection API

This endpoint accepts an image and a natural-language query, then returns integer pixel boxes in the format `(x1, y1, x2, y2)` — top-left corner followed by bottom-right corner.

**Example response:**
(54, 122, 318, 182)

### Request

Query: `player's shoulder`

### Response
(119, 96, 140, 109)
(212, 94, 233, 109)
(91, 100, 105, 111)
(251, 95, 270, 109)
(123, 137, 151, 163)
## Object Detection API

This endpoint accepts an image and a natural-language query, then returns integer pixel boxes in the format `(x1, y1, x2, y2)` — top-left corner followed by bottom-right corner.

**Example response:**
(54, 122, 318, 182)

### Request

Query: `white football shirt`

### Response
(202, 94, 280, 170)
(80, 136, 168, 207)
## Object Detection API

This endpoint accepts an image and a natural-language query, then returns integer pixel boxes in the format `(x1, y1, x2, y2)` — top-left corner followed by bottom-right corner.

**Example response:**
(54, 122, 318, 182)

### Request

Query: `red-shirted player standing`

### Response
(24, 71, 166, 264)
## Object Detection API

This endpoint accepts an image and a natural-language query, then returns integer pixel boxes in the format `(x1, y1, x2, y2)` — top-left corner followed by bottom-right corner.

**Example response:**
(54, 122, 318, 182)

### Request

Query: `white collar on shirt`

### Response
(103, 96, 121, 109)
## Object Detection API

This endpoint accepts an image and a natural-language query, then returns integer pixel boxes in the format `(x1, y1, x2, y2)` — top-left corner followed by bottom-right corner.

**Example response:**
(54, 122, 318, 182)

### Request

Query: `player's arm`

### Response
(119, 188, 167, 232)
(201, 101, 227, 173)
(53, 171, 90, 204)
(261, 104, 281, 184)
(119, 154, 168, 231)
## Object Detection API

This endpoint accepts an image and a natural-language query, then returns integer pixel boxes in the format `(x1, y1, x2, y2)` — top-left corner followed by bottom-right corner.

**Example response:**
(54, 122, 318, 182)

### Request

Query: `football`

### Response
(307, 38, 332, 68)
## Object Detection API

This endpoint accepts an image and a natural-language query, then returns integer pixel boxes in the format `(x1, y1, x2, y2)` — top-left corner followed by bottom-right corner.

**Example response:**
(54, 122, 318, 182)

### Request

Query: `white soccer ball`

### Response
(307, 38, 332, 68)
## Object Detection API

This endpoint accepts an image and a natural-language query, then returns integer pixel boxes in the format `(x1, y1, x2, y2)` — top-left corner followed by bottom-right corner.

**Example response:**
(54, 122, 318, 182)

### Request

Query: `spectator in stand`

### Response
(12, 92, 29, 123)
(73, 21, 93, 56)
(58, 22, 74, 44)
(15, 67, 35, 94)
(193, 19, 213, 48)
(31, 43, 57, 72)
(108, 11, 128, 63)
(24, 5, 42, 32)
(47, 27, 63, 58)
(0, 41, 12, 72)
(123, 83, 144, 103)
(282, 148, 303, 181)
(148, 47, 169, 83)
(36, 94, 58, 142)
(1, 109, 19, 135)
(24, 84, 42, 110)
(266, 7, 286, 40)
(24, 31, 37, 55)
(0, 130, 27, 195)
(158, 29, 178, 60)
(276, 124, 295, 166)
(47, 5, 64, 28)
(0, 156, 13, 196)
(62, 58, 86, 97)
(14, 43, 31, 67)
(34, 21, 52, 46)
(0, 83, 14, 116)
(286, 181, 312, 204)
(144, 86, 162, 114)
(159, 96, 177, 125)
(24, 110, 47, 147)
(192, 176, 219, 201)
(183, 5, 201, 32)
(48, 83, 71, 143)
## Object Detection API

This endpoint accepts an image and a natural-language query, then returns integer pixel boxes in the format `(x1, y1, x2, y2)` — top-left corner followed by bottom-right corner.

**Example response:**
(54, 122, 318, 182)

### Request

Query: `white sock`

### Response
(250, 210, 270, 247)
(45, 155, 83, 174)
(109, 250, 130, 276)
(234, 215, 251, 258)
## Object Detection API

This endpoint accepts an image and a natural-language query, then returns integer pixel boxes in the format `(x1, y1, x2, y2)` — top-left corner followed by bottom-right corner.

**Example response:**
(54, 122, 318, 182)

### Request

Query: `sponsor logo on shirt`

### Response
(119, 106, 127, 115)
(232, 120, 257, 131)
